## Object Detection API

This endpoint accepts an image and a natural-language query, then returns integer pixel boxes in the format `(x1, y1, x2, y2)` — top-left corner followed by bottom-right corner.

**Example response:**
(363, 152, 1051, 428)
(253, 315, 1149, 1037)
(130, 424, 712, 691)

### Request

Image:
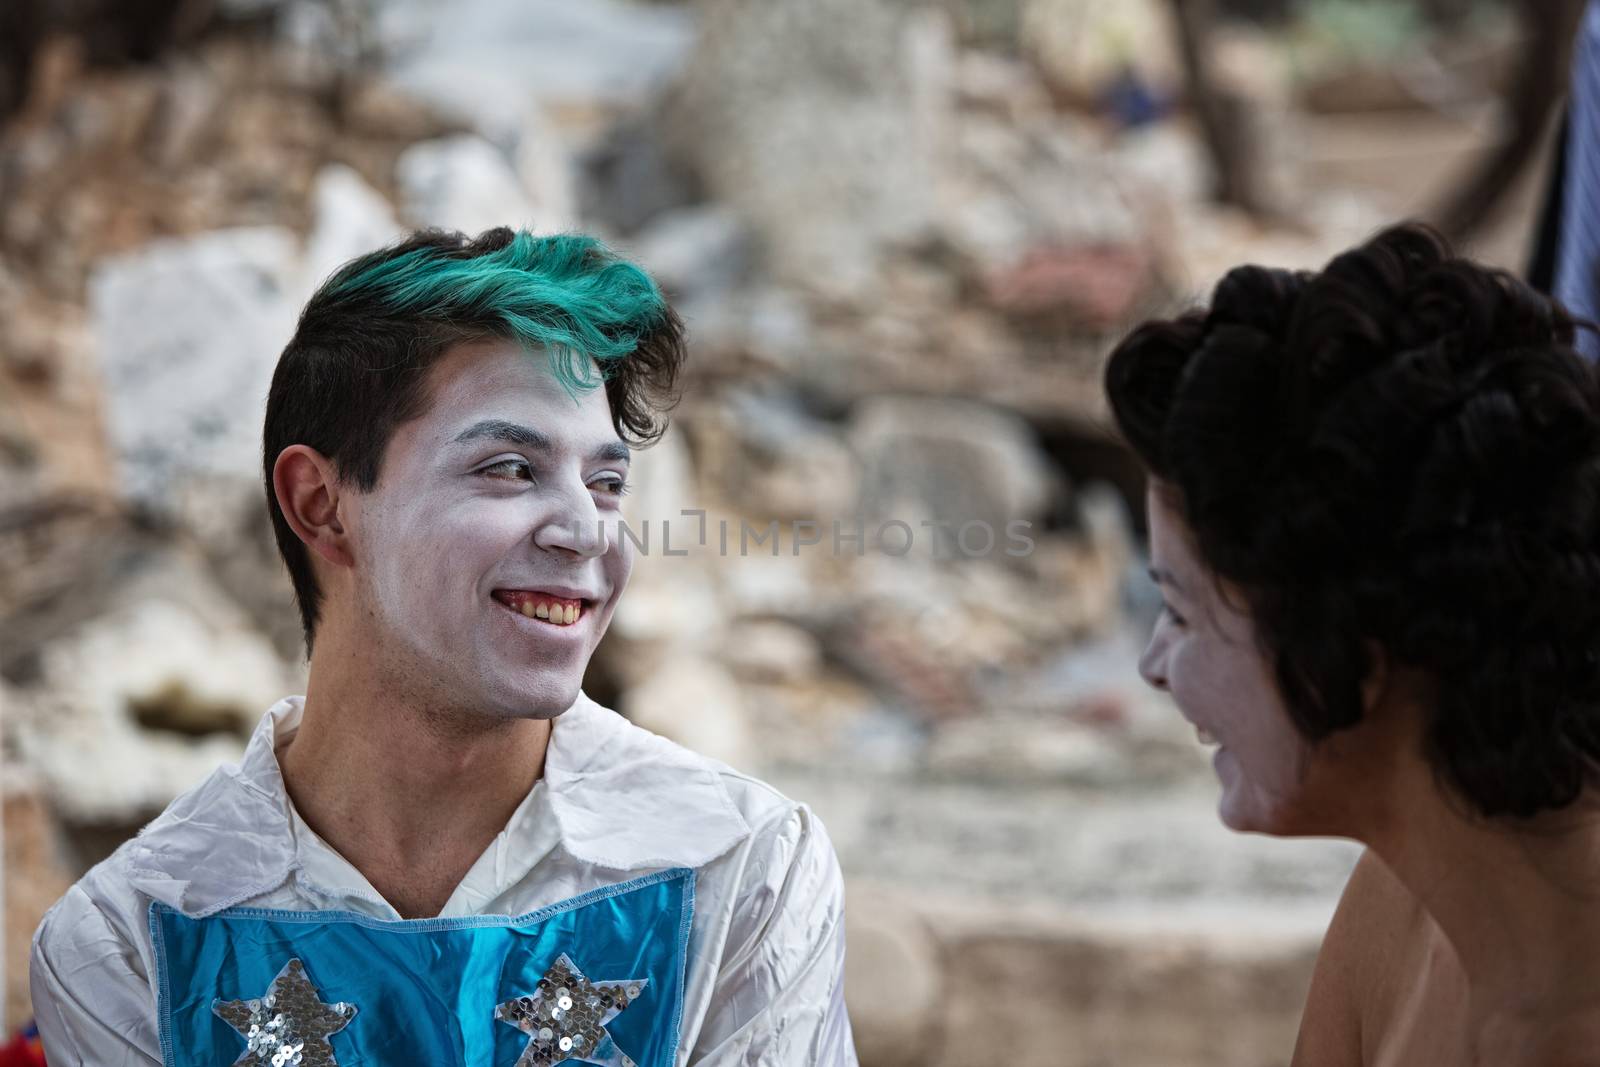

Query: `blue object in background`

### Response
(1101, 64, 1170, 129)
(1556, 0, 1600, 361)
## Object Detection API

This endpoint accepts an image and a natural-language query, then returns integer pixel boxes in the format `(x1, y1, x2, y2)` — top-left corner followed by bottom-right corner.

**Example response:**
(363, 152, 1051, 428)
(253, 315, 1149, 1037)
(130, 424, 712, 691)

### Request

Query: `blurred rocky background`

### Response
(0, 0, 1577, 1062)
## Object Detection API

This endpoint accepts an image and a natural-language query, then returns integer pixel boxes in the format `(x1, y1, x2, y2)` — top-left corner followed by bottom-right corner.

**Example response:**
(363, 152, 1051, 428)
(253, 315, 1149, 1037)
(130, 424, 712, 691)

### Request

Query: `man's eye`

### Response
(483, 459, 533, 480)
(592, 477, 631, 497)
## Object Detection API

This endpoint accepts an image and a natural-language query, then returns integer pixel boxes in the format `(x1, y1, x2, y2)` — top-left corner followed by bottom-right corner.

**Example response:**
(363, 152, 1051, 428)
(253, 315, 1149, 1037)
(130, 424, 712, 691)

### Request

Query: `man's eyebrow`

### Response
(452, 419, 552, 451)
(1148, 566, 1184, 593)
(451, 419, 631, 464)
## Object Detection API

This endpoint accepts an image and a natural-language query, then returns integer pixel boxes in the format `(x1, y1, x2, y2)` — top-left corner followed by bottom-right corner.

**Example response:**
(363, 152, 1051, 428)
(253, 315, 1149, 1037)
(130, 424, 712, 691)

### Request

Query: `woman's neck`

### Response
(1365, 768, 1600, 1031)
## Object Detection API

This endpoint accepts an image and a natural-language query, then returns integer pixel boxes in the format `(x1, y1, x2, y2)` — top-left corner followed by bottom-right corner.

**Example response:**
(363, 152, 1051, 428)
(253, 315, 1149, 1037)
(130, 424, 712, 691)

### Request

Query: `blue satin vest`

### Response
(147, 868, 694, 1067)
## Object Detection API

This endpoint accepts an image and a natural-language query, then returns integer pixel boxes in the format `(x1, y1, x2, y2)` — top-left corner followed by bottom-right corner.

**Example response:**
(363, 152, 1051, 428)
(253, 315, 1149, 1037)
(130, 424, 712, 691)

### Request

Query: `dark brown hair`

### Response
(1106, 222, 1600, 818)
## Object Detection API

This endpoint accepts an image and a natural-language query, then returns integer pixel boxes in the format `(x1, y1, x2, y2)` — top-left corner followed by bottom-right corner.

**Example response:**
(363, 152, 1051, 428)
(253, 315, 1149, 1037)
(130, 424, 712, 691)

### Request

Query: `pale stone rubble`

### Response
(0, 0, 1524, 1060)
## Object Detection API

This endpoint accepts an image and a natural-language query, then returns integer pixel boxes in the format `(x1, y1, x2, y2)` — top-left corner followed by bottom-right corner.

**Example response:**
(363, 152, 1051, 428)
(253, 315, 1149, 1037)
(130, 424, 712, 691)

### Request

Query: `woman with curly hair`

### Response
(1105, 222, 1600, 1064)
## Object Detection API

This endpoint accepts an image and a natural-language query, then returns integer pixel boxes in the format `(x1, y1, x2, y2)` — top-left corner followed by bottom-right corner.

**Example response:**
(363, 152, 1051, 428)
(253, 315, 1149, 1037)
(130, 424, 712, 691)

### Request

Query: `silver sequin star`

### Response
(212, 958, 357, 1067)
(495, 954, 648, 1067)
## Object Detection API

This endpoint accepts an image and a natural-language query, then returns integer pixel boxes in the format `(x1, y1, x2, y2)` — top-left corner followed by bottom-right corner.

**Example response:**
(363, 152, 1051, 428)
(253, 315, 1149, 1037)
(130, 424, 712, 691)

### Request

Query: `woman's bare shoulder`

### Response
(1291, 849, 1429, 1067)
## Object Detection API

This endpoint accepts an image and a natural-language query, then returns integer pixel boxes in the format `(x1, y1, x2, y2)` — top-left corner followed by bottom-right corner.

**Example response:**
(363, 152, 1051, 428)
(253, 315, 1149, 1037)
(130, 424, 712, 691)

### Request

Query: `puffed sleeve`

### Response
(689, 804, 857, 1066)
(29, 884, 163, 1067)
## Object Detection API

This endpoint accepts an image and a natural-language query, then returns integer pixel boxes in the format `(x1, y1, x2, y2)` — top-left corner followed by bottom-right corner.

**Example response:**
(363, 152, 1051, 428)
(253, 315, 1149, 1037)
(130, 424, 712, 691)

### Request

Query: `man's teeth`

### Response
(508, 597, 582, 624)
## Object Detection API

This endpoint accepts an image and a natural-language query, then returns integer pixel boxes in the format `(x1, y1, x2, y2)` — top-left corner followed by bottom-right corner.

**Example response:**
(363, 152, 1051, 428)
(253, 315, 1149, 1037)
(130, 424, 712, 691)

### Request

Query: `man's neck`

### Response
(277, 667, 554, 919)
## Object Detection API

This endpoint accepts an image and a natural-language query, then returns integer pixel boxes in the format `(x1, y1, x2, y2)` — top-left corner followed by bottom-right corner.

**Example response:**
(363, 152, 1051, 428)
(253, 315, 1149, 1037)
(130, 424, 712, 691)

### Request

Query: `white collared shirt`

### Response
(29, 694, 856, 1066)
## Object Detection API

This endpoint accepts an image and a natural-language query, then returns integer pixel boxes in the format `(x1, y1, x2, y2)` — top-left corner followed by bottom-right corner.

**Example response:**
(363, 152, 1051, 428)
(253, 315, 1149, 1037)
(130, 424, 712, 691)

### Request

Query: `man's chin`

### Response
(501, 674, 584, 721)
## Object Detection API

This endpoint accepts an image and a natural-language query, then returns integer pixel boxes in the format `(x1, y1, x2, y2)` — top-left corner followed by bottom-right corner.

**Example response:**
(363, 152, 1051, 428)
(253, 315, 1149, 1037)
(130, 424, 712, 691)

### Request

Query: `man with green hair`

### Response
(29, 228, 857, 1066)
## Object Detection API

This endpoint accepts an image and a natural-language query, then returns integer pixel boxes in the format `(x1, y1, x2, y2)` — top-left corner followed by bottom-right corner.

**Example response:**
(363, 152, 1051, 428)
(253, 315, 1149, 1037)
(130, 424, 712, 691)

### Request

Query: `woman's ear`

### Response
(1358, 641, 1436, 729)
(1359, 640, 1391, 717)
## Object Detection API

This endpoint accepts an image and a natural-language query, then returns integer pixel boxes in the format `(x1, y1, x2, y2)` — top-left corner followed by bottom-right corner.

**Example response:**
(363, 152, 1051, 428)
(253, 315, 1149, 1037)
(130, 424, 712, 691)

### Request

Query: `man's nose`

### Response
(533, 484, 607, 559)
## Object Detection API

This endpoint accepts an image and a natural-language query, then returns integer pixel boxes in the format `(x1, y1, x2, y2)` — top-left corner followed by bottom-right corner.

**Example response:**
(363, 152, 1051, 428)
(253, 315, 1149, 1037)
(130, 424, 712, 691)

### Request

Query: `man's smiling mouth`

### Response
(491, 589, 591, 626)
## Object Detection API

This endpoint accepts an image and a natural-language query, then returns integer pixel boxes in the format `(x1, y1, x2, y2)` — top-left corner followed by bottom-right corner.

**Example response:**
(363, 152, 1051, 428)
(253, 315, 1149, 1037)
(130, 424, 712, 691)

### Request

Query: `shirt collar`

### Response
(125, 692, 751, 917)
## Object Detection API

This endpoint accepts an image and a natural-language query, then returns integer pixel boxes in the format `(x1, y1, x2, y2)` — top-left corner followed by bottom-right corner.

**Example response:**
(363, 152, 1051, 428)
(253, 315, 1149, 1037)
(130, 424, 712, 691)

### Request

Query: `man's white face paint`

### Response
(1138, 484, 1317, 834)
(342, 339, 634, 721)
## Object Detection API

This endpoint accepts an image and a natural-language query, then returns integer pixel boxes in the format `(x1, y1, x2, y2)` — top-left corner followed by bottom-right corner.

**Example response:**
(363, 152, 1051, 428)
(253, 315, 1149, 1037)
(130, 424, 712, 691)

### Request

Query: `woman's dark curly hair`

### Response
(1105, 222, 1600, 819)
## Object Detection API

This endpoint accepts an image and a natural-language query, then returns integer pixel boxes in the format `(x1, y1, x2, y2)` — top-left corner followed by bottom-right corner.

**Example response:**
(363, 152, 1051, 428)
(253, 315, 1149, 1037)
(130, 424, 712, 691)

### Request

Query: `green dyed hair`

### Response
(263, 226, 686, 657)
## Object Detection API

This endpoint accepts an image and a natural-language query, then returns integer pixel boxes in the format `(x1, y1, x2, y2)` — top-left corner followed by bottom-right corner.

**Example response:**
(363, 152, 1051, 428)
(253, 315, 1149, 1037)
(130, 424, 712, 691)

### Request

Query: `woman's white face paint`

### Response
(341, 339, 634, 721)
(1138, 484, 1318, 834)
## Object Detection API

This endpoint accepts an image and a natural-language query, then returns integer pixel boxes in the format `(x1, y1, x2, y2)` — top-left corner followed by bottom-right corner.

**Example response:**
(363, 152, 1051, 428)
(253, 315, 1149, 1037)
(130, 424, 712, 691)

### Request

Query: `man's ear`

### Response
(273, 445, 356, 570)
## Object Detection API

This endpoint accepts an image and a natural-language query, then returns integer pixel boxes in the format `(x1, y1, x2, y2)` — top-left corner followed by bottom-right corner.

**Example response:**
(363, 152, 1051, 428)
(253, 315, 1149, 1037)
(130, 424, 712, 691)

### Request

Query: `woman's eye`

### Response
(483, 459, 533, 481)
(1162, 602, 1187, 627)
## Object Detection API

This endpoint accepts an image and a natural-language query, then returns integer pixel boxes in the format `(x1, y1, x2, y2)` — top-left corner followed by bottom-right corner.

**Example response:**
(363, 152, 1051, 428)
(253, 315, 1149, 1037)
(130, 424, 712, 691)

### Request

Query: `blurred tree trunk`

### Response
(1169, 0, 1275, 217)
(1429, 0, 1586, 242)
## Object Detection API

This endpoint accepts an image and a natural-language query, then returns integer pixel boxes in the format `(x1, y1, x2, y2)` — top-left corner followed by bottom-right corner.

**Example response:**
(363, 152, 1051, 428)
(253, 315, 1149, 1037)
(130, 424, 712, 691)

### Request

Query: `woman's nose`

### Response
(1137, 641, 1168, 691)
